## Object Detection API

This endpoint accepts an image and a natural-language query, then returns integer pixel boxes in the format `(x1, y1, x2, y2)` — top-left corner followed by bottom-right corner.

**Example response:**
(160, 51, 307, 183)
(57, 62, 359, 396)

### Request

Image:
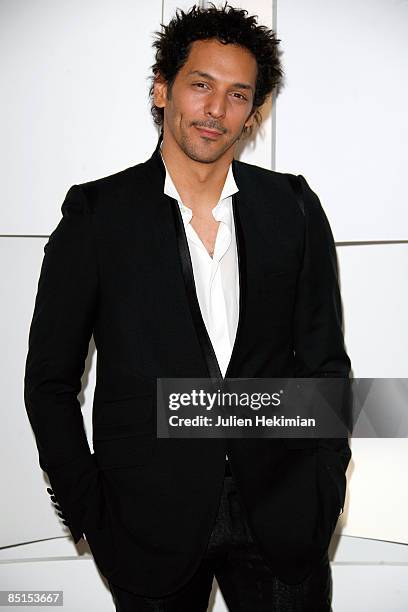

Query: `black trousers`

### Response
(108, 464, 332, 611)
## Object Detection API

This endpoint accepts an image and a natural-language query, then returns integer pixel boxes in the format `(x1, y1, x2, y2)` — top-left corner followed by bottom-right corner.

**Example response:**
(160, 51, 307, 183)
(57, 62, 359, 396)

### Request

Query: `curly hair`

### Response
(148, 2, 284, 138)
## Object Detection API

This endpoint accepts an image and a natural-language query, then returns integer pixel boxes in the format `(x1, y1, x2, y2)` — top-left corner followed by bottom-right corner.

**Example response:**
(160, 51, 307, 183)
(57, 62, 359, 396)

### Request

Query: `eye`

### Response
(193, 82, 209, 89)
(231, 92, 247, 101)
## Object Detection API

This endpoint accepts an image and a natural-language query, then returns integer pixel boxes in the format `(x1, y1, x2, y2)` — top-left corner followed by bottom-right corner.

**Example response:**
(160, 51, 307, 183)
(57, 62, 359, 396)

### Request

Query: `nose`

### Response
(204, 91, 226, 120)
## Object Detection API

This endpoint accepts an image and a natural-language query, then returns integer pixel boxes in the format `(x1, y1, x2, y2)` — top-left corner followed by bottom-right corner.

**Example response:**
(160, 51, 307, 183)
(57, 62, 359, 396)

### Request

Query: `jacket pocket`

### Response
(93, 435, 156, 469)
(93, 394, 154, 439)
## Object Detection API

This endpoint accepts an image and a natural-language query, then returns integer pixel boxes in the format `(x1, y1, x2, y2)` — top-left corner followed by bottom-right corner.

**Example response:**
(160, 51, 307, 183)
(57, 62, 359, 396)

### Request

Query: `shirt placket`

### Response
(207, 219, 232, 376)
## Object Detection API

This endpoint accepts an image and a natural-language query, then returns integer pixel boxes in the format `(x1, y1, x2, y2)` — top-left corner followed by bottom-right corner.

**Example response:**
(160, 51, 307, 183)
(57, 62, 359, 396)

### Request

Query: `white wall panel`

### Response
(343, 439, 408, 543)
(275, 0, 408, 241)
(0, 0, 162, 235)
(0, 557, 113, 611)
(335, 243, 408, 543)
(0, 537, 87, 562)
(338, 243, 408, 379)
(330, 534, 408, 565)
(0, 236, 96, 547)
(332, 564, 408, 611)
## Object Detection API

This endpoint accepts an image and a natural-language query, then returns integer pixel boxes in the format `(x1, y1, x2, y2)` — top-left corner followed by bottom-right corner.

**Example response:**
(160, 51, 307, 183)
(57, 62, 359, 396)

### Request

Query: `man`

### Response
(24, 4, 351, 611)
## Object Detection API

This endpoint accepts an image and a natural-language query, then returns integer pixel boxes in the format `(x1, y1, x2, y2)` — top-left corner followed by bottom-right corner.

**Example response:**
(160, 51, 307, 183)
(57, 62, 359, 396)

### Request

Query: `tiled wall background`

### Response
(1, 1, 407, 610)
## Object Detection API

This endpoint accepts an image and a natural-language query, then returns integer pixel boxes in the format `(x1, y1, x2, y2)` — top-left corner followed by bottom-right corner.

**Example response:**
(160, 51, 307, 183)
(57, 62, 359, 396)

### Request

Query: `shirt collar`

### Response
(159, 145, 238, 226)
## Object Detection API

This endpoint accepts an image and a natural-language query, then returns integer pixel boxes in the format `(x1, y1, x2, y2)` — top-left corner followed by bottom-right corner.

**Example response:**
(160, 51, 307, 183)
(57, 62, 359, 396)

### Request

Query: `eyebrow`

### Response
(186, 70, 254, 93)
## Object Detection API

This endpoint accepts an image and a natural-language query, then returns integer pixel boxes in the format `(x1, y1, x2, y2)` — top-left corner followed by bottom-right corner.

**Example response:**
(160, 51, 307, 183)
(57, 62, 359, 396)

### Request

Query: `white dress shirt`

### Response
(160, 149, 240, 461)
(160, 149, 240, 377)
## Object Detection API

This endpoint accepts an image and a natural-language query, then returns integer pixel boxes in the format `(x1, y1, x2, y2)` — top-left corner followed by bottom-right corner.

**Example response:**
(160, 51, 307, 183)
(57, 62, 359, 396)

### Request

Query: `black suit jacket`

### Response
(24, 136, 352, 597)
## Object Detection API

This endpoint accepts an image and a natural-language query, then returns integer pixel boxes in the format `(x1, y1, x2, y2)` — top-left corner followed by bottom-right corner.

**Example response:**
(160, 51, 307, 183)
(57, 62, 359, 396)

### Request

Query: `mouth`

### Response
(194, 126, 223, 140)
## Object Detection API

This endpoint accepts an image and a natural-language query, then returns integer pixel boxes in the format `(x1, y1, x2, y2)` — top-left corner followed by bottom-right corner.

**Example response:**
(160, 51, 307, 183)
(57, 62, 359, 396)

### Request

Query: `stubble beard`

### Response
(177, 123, 243, 164)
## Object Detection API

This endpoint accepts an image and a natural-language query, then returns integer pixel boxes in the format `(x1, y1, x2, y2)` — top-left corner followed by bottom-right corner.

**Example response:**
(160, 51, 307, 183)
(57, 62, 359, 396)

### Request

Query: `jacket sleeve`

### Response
(24, 183, 99, 543)
(292, 174, 352, 479)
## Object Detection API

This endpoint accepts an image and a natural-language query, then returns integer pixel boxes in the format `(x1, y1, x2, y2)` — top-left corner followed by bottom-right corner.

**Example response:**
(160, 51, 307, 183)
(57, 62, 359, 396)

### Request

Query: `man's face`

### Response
(155, 38, 258, 163)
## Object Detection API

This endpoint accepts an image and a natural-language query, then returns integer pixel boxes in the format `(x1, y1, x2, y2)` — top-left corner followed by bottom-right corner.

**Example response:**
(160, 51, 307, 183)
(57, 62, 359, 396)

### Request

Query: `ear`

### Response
(244, 107, 257, 130)
(153, 74, 168, 109)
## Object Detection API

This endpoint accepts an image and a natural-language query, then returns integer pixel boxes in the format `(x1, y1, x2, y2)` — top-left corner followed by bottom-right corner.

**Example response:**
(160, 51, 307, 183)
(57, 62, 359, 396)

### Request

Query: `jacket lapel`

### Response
(143, 137, 264, 381)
